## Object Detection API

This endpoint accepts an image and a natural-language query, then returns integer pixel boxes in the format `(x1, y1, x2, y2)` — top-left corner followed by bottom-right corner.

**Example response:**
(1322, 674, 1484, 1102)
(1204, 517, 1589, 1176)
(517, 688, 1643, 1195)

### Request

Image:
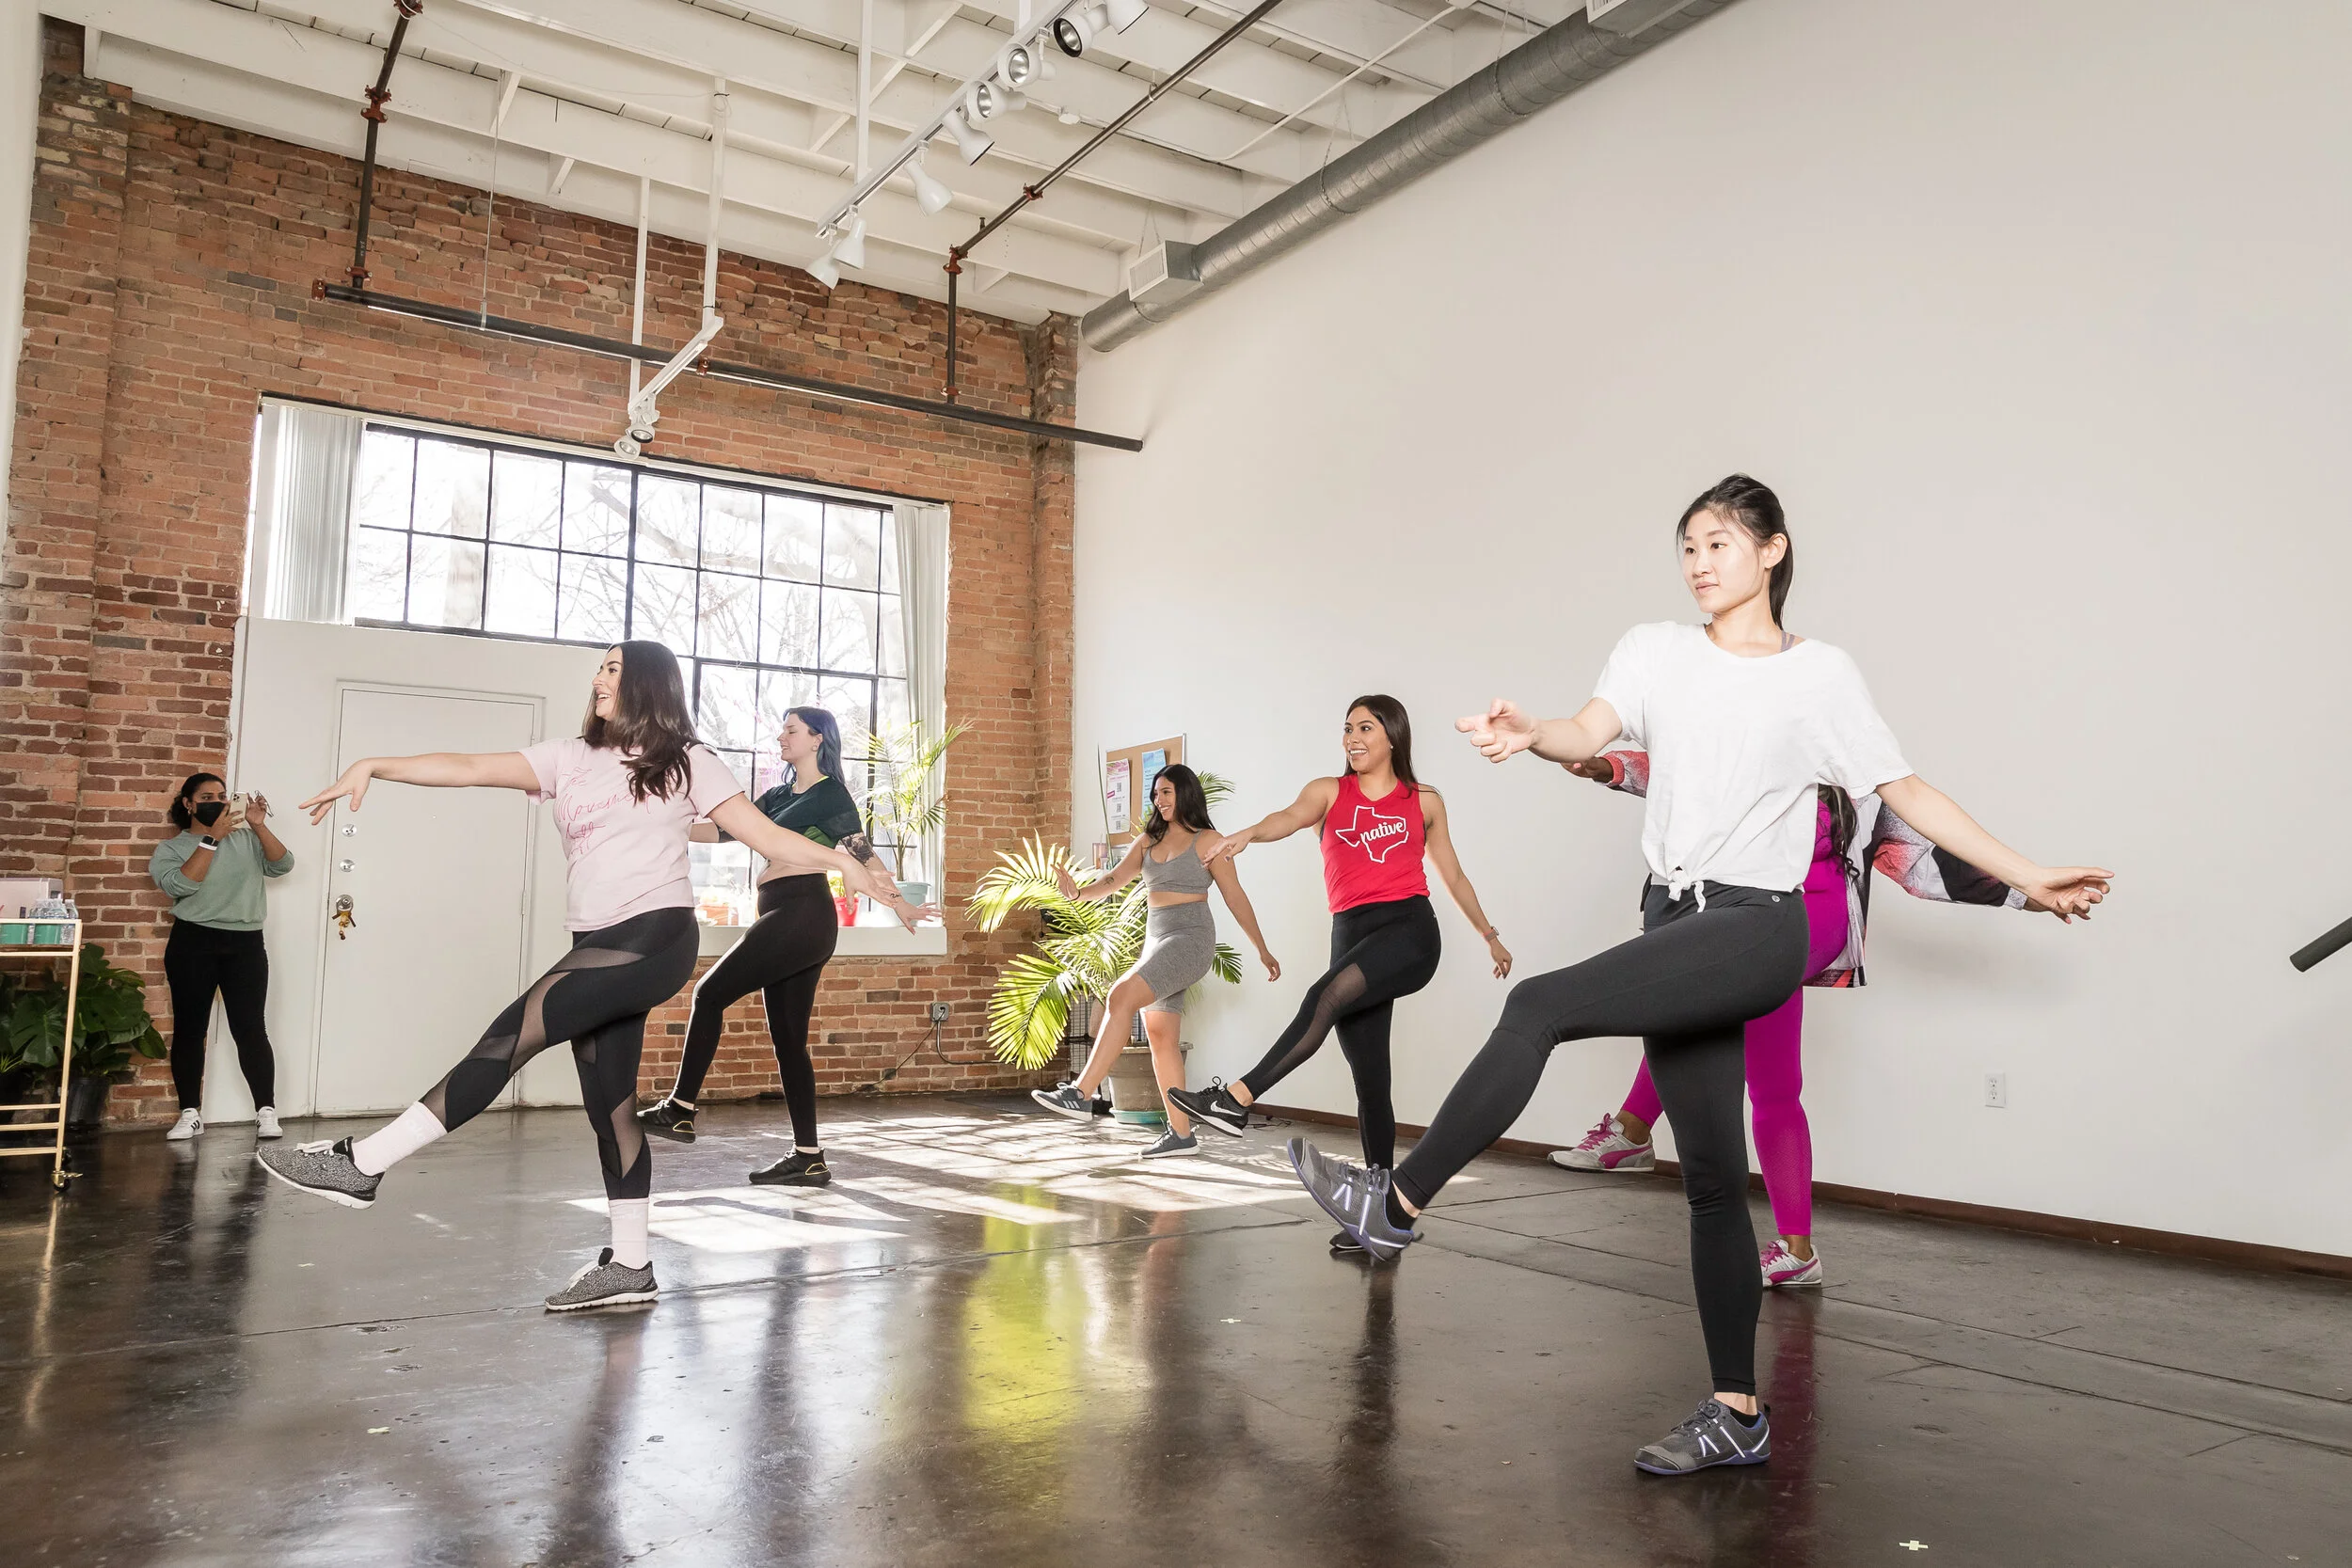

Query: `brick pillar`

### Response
(1, 34, 130, 880)
(1025, 312, 1077, 839)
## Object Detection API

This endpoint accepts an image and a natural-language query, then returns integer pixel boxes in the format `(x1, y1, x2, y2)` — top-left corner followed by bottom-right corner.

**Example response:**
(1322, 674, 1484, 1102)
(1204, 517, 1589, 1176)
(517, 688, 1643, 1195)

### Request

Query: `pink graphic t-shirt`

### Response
(520, 737, 746, 931)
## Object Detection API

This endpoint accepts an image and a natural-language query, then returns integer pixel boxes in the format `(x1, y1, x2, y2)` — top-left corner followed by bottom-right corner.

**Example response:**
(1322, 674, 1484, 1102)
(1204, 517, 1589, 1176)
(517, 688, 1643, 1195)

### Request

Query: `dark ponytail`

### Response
(785, 706, 845, 788)
(1678, 474, 1792, 625)
(581, 640, 702, 802)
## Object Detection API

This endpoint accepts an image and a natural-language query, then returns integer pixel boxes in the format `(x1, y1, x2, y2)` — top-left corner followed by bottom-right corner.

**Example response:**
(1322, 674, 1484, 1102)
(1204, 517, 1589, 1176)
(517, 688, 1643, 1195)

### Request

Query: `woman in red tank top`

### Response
(1169, 695, 1513, 1252)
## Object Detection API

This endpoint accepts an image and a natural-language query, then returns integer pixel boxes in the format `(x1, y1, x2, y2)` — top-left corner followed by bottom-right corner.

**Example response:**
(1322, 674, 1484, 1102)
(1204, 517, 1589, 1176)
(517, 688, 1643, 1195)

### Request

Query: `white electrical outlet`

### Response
(1984, 1072, 2009, 1109)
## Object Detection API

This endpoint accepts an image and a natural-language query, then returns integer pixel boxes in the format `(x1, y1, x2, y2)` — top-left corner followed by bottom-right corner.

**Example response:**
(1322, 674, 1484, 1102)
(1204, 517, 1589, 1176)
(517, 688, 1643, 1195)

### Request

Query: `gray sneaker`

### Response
(256, 1137, 381, 1210)
(1140, 1128, 1199, 1159)
(1287, 1138, 1416, 1260)
(544, 1248, 659, 1312)
(1030, 1082, 1094, 1122)
(1633, 1400, 1772, 1475)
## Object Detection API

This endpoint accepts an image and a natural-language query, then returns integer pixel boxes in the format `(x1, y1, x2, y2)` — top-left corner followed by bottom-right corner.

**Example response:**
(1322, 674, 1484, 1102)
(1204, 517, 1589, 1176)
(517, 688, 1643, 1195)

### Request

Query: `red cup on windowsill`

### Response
(834, 894, 858, 927)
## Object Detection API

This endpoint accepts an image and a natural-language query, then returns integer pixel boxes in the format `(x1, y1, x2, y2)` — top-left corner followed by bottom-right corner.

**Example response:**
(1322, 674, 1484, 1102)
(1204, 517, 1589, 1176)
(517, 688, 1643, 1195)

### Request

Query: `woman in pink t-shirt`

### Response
(260, 641, 917, 1312)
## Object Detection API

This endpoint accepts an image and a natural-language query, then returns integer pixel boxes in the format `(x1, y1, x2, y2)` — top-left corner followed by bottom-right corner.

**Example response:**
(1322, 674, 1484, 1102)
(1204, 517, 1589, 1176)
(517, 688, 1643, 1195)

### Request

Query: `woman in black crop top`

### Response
(638, 705, 928, 1185)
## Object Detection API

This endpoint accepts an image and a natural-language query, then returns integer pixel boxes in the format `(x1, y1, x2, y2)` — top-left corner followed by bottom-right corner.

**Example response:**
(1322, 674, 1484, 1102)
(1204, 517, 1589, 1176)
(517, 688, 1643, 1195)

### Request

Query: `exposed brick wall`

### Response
(3, 24, 1073, 1123)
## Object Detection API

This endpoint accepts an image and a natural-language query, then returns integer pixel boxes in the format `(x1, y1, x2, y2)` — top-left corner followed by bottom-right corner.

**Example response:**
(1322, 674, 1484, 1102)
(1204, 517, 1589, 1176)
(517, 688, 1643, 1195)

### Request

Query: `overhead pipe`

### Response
(1080, 0, 1741, 351)
(348, 0, 423, 289)
(310, 282, 1144, 451)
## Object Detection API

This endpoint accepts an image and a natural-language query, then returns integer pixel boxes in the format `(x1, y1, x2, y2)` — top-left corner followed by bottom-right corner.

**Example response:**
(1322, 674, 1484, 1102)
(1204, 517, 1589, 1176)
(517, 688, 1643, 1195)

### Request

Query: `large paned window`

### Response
(345, 424, 911, 921)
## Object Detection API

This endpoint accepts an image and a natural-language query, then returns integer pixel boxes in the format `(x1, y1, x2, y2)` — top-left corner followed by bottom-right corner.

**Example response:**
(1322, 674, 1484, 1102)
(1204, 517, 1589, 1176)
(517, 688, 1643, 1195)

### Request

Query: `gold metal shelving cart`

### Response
(1, 919, 83, 1191)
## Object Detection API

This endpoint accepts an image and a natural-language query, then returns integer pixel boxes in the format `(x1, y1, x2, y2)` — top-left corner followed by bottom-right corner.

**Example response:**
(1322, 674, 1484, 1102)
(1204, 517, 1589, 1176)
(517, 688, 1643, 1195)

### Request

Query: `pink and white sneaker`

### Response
(1548, 1115, 1655, 1173)
(1760, 1240, 1824, 1288)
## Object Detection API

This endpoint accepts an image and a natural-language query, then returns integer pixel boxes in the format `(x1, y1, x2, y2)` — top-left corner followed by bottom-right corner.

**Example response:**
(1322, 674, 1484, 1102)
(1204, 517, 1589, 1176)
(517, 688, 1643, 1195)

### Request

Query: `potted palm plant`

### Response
(853, 719, 971, 909)
(1, 942, 167, 1131)
(969, 774, 1244, 1118)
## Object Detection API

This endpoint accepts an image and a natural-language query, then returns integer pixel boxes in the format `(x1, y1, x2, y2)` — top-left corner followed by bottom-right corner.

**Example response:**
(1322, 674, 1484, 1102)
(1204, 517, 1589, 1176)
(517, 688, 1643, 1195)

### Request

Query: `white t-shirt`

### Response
(520, 737, 746, 931)
(1591, 622, 1912, 895)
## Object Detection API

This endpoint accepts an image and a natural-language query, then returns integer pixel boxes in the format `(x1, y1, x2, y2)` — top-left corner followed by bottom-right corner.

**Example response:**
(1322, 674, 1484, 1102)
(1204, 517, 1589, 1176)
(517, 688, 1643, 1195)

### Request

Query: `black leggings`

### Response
(417, 907, 698, 1201)
(1393, 883, 1807, 1396)
(1236, 895, 1441, 1168)
(164, 922, 276, 1111)
(670, 875, 839, 1146)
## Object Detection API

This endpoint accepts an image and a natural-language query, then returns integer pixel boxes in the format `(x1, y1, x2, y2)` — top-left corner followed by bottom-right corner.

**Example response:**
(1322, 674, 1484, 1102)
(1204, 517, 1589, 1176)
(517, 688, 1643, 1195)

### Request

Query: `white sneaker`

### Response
(166, 1108, 203, 1141)
(255, 1108, 283, 1140)
(1548, 1114, 1654, 1173)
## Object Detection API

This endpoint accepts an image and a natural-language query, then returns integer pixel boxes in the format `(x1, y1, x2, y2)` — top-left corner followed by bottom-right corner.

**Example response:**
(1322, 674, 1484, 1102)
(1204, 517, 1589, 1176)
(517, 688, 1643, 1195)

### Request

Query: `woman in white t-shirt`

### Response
(259, 641, 918, 1312)
(1287, 476, 2112, 1477)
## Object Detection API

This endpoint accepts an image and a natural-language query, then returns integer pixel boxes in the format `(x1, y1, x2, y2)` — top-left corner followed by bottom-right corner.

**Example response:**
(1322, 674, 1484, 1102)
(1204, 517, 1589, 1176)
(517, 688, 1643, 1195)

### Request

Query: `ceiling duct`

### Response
(1081, 0, 1741, 352)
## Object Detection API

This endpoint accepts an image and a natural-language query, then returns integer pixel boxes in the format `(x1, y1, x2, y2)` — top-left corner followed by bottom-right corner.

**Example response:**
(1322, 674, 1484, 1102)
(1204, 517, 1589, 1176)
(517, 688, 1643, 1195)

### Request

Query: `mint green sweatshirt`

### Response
(150, 830, 294, 931)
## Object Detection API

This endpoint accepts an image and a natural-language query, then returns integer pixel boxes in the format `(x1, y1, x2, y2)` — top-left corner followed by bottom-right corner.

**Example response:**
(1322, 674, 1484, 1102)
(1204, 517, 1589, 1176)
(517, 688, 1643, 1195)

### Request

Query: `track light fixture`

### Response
(942, 104, 993, 164)
(809, 249, 841, 291)
(833, 212, 867, 270)
(997, 40, 1050, 92)
(1103, 0, 1148, 34)
(963, 79, 1025, 126)
(907, 150, 953, 215)
(1051, 11, 1091, 57)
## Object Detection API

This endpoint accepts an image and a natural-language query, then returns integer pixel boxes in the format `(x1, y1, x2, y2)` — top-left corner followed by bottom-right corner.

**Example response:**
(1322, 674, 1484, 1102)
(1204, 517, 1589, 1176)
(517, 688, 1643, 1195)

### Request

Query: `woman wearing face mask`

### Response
(151, 773, 295, 1141)
(637, 705, 897, 1187)
(258, 641, 917, 1313)
(1288, 476, 2111, 1476)
(1175, 696, 1512, 1255)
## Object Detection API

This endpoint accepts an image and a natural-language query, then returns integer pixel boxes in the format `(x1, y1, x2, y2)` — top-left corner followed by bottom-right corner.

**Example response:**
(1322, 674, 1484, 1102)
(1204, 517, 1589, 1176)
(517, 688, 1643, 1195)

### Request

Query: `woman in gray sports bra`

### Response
(1030, 764, 1280, 1157)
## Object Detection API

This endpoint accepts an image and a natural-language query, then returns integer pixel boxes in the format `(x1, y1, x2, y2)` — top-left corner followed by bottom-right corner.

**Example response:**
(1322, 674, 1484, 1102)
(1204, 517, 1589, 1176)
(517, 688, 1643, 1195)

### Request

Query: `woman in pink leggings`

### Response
(1553, 751, 2038, 1287)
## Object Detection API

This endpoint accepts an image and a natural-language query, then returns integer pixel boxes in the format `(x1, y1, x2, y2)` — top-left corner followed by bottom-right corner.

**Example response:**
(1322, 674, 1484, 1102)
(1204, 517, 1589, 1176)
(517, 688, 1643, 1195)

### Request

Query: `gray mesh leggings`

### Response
(418, 907, 700, 1201)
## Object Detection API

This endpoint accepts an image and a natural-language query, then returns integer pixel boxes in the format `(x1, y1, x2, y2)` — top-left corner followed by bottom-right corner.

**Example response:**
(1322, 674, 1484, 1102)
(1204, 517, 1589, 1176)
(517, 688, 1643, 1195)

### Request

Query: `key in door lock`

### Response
(333, 894, 358, 941)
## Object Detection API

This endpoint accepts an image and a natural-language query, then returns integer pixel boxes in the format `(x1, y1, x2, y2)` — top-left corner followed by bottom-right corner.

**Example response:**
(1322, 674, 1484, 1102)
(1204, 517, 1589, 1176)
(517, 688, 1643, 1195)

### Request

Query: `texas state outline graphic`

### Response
(1331, 804, 1409, 863)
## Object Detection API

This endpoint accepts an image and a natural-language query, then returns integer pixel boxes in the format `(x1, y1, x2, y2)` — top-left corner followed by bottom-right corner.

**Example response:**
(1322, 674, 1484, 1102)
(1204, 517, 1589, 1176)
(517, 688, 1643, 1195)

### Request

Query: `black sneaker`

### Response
(256, 1137, 381, 1210)
(637, 1098, 697, 1145)
(1030, 1082, 1094, 1122)
(749, 1150, 831, 1186)
(1633, 1400, 1772, 1475)
(1166, 1079, 1248, 1137)
(543, 1248, 659, 1312)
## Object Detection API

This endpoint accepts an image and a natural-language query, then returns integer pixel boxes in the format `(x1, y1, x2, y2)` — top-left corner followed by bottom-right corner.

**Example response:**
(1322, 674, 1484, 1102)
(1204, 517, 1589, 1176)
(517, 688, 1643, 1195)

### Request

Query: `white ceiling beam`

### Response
(97, 35, 1087, 322)
(74, 8, 1123, 299)
(548, 152, 576, 193)
(491, 67, 521, 131)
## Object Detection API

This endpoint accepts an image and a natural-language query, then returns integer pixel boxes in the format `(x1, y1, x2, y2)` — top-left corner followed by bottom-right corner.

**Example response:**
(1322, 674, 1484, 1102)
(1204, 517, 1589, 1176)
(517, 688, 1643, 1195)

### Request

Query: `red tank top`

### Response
(1321, 774, 1430, 912)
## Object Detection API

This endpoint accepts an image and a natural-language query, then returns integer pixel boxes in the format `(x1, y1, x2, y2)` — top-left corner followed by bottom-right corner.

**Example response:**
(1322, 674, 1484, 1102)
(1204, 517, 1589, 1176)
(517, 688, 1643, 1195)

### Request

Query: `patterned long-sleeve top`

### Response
(1598, 751, 2025, 988)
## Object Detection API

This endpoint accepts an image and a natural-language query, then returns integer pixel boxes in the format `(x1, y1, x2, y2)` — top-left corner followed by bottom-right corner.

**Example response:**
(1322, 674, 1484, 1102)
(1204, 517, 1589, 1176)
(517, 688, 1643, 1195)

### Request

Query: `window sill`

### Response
(697, 923, 947, 960)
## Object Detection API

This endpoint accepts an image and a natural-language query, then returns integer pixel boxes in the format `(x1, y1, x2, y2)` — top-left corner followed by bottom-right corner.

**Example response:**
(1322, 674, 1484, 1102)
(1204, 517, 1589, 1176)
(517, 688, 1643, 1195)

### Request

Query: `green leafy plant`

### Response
(969, 772, 1242, 1070)
(2, 942, 167, 1085)
(853, 719, 972, 884)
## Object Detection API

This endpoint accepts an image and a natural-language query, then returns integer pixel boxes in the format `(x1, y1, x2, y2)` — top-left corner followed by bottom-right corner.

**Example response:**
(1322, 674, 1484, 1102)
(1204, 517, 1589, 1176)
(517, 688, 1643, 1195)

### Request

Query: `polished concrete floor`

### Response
(3, 1097, 2347, 1567)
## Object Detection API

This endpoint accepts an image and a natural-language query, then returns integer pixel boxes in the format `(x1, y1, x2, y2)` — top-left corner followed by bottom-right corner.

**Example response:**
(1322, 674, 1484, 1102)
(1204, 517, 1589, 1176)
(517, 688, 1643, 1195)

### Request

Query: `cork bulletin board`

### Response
(1097, 735, 1186, 865)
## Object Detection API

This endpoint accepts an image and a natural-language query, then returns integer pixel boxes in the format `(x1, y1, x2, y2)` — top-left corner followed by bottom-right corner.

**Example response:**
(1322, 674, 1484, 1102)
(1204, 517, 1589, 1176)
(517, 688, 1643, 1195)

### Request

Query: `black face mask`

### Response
(191, 800, 227, 828)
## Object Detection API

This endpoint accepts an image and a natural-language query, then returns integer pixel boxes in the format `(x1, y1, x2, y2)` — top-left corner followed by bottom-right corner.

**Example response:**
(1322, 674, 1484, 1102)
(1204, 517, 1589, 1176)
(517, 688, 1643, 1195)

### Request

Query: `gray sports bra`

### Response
(1137, 834, 1214, 895)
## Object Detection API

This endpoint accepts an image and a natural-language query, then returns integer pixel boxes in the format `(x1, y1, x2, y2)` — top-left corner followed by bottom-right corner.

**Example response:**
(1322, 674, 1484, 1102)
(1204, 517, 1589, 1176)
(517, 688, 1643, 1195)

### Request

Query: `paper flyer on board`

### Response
(1104, 758, 1131, 834)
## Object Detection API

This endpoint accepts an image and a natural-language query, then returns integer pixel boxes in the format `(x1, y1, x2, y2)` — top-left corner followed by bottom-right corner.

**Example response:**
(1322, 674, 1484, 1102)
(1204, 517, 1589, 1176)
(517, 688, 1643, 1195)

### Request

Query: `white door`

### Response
(312, 687, 546, 1116)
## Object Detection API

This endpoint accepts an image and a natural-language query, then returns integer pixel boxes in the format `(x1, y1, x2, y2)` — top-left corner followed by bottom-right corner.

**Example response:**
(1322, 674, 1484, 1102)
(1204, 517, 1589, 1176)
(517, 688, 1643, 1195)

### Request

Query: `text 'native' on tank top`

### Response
(1321, 773, 1430, 913)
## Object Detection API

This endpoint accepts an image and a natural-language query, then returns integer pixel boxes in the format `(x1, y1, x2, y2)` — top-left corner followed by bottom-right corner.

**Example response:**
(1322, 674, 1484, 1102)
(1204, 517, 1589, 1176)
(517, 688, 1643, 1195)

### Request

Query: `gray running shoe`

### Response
(1166, 1080, 1248, 1137)
(256, 1137, 381, 1210)
(1031, 1082, 1094, 1122)
(1140, 1128, 1199, 1159)
(544, 1248, 660, 1312)
(1633, 1400, 1772, 1475)
(1287, 1138, 1416, 1260)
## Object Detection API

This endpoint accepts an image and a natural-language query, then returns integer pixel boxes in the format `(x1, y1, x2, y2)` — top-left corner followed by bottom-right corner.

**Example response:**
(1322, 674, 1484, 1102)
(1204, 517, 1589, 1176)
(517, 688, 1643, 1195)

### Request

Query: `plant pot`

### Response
(1105, 1041, 1188, 1125)
(65, 1074, 109, 1130)
(895, 879, 930, 908)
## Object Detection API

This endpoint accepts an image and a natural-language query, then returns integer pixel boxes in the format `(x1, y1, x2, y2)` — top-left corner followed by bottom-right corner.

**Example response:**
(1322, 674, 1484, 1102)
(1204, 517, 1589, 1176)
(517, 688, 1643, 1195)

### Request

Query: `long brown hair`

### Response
(582, 641, 701, 802)
(1346, 694, 1417, 787)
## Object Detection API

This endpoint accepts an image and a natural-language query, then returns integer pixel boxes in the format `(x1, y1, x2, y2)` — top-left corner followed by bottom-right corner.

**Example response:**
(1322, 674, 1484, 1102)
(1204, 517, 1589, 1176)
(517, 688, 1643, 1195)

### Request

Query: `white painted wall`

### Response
(0, 0, 42, 548)
(224, 618, 589, 1117)
(1072, 0, 2352, 1254)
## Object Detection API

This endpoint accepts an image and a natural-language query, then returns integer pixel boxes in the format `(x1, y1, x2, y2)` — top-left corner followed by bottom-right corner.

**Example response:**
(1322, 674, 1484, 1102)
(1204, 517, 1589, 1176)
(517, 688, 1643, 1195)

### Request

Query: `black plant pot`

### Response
(65, 1074, 110, 1130)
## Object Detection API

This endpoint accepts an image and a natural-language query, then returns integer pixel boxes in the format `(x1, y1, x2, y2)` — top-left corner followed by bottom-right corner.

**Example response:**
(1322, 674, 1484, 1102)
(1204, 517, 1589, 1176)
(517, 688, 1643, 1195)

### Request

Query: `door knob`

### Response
(339, 859, 356, 873)
(333, 894, 358, 941)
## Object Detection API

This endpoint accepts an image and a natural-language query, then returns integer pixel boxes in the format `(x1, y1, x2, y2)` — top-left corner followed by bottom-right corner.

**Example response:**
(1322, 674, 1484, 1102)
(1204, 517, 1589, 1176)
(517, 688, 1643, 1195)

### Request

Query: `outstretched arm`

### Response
(1206, 777, 1340, 862)
(299, 752, 541, 822)
(1057, 836, 1146, 902)
(710, 794, 930, 924)
(1204, 842, 1280, 981)
(1420, 790, 1511, 977)
(1873, 775, 2111, 921)
(1457, 698, 1622, 767)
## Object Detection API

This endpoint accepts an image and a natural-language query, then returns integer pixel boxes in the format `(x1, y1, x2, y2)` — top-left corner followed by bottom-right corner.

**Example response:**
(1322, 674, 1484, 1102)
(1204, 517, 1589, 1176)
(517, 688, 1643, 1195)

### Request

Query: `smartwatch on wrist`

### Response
(198, 837, 221, 849)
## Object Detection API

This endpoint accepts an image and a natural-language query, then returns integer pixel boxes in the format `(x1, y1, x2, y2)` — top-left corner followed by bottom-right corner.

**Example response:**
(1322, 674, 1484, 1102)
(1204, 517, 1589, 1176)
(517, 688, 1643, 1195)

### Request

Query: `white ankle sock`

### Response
(350, 1102, 447, 1177)
(608, 1198, 651, 1269)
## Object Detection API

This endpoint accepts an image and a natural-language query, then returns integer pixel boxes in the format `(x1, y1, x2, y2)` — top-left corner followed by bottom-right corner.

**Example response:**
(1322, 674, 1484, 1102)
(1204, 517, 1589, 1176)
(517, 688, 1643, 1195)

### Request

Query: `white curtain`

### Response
(246, 401, 362, 624)
(893, 501, 949, 888)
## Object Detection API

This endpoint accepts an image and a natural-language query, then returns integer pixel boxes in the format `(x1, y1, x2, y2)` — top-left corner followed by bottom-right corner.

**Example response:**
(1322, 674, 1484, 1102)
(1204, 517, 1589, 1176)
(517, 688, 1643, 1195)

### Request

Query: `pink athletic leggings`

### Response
(1620, 802, 1849, 1239)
